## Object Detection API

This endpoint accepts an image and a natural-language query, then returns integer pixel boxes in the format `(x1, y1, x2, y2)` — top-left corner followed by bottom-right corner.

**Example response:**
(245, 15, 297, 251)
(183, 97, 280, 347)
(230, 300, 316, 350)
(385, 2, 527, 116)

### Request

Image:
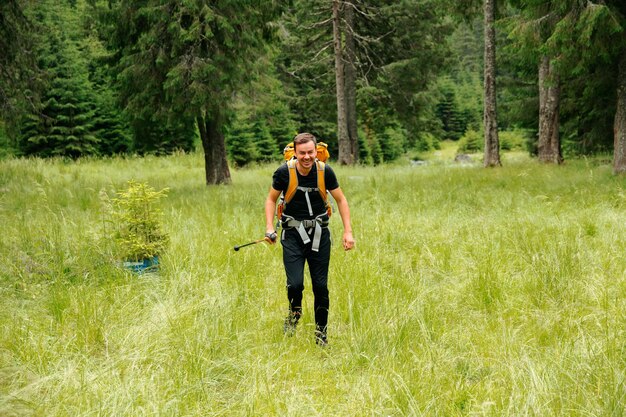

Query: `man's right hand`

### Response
(265, 231, 278, 244)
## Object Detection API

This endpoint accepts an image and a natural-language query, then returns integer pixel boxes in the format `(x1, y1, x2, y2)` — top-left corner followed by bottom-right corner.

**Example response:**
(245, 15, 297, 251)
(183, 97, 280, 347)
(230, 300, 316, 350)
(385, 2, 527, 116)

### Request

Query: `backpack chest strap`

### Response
(297, 186, 319, 193)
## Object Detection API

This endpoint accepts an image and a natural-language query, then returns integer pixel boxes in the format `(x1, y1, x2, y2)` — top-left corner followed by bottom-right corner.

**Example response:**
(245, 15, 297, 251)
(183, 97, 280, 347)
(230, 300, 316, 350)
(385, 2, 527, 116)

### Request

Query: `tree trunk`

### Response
(198, 112, 231, 185)
(614, 50, 626, 174)
(483, 0, 501, 167)
(344, 0, 358, 163)
(333, 0, 350, 165)
(538, 56, 563, 164)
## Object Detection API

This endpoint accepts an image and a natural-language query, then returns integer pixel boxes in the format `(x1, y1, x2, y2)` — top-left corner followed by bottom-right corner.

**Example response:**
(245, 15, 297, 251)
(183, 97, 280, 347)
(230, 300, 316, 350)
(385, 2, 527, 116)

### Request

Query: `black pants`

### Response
(281, 227, 331, 332)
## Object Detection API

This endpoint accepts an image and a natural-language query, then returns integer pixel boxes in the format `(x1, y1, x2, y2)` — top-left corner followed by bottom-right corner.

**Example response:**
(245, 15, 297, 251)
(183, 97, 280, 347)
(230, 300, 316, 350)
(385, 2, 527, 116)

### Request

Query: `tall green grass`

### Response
(1, 153, 626, 416)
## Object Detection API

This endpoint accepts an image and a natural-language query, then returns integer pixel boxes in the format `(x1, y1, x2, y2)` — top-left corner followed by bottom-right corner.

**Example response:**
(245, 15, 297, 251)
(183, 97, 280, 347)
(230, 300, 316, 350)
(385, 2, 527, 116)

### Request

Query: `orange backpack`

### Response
(282, 141, 330, 163)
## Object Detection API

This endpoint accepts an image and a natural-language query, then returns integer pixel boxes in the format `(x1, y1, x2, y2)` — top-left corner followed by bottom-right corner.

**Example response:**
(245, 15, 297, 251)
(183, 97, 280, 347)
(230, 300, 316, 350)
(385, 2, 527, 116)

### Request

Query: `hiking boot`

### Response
(283, 311, 301, 336)
(315, 329, 328, 347)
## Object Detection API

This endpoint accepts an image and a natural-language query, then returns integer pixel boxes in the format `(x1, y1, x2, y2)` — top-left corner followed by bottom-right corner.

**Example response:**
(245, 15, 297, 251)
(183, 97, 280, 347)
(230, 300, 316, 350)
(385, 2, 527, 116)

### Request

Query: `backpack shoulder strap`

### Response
(284, 158, 298, 203)
(316, 160, 327, 202)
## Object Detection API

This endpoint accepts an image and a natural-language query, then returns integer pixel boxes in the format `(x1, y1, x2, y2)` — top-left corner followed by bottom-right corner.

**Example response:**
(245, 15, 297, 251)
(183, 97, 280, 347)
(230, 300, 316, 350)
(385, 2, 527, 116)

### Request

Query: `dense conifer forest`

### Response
(1, 0, 625, 176)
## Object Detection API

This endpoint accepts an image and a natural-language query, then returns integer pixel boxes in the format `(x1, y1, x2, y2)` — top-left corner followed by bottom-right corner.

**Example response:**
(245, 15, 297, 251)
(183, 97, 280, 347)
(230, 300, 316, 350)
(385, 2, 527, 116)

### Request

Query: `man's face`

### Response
(295, 141, 317, 170)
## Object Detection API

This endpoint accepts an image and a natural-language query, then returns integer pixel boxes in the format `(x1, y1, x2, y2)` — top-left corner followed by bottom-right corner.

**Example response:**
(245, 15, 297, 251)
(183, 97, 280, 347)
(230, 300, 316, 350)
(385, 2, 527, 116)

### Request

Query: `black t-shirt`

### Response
(272, 162, 339, 220)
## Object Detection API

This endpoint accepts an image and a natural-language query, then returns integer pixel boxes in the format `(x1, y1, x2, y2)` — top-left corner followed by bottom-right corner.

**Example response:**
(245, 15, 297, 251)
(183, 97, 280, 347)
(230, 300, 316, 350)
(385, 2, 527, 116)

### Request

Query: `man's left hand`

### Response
(342, 231, 355, 251)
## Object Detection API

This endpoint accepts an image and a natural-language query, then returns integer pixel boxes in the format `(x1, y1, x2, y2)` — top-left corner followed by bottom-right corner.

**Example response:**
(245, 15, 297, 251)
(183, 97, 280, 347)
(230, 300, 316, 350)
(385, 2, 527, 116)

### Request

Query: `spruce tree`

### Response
(225, 53, 297, 164)
(280, 0, 451, 164)
(20, 26, 99, 157)
(483, 0, 501, 167)
(108, 1, 284, 184)
(435, 78, 466, 141)
(537, 1, 626, 165)
(226, 114, 259, 167)
(251, 121, 278, 163)
(131, 116, 196, 156)
(83, 32, 132, 155)
(0, 0, 41, 138)
(16, 0, 131, 158)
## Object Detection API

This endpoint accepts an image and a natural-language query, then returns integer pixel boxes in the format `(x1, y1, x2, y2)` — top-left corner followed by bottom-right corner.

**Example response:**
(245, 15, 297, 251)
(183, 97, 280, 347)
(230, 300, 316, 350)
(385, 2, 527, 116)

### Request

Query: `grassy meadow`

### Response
(2, 149, 626, 416)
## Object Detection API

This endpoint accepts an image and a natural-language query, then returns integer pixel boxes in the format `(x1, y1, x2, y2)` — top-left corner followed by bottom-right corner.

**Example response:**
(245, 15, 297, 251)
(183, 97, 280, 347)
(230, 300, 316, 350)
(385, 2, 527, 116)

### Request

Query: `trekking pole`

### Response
(233, 238, 266, 251)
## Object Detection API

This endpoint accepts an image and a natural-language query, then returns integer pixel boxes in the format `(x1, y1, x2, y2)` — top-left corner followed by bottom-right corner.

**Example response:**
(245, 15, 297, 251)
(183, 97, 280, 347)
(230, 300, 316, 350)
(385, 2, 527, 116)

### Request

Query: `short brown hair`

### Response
(293, 133, 317, 150)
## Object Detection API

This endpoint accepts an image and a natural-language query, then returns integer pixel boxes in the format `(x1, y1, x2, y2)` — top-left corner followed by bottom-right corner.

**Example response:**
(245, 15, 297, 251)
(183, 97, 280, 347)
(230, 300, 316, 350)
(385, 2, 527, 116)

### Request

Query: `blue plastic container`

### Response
(123, 256, 159, 274)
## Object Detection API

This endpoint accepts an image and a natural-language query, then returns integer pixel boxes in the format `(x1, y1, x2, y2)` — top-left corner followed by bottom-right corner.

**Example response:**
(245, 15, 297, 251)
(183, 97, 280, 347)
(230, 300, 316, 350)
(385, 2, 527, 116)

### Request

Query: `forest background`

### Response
(3, 1, 626, 415)
(2, 0, 625, 176)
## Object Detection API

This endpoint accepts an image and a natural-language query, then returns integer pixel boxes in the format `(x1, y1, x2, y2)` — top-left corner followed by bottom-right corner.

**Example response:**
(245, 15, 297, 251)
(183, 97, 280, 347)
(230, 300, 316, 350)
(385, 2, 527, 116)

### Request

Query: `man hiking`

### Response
(264, 133, 355, 346)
